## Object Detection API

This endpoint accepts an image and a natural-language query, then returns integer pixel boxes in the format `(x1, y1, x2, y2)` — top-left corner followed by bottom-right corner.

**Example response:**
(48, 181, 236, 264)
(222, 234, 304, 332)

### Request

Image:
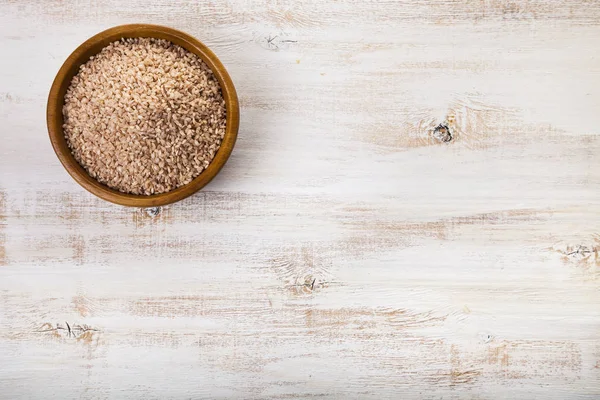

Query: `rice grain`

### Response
(62, 38, 226, 195)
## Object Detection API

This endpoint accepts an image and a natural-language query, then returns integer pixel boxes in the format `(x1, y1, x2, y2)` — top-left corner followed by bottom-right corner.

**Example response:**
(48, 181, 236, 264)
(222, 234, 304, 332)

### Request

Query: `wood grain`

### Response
(1, 0, 599, 399)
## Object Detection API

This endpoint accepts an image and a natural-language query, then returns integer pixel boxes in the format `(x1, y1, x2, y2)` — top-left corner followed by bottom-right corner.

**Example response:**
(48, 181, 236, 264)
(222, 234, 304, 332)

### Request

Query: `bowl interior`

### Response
(47, 24, 239, 207)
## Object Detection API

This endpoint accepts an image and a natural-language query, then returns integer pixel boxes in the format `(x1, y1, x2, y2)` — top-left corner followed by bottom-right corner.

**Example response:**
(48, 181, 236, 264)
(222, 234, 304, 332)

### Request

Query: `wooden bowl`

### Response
(47, 24, 239, 207)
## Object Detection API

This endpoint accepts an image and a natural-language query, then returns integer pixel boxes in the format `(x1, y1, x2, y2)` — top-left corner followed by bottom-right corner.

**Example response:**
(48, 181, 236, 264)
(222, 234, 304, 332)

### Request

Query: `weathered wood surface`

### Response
(0, 1, 599, 398)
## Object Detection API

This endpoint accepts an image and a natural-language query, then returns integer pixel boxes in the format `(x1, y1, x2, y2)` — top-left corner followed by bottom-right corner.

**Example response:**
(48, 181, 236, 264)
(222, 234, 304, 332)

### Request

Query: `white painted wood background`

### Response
(1, 0, 599, 398)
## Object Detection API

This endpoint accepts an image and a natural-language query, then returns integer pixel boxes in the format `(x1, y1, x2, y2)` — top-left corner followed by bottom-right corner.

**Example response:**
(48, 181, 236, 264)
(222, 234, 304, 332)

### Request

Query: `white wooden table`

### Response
(1, 1, 599, 398)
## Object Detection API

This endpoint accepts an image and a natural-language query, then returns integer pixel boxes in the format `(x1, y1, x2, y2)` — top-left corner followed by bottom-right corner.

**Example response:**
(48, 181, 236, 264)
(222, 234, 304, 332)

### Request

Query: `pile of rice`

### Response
(63, 37, 226, 195)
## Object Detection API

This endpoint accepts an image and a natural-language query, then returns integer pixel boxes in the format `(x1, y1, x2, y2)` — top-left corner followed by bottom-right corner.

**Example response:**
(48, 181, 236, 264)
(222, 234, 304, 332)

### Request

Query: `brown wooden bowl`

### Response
(47, 24, 239, 207)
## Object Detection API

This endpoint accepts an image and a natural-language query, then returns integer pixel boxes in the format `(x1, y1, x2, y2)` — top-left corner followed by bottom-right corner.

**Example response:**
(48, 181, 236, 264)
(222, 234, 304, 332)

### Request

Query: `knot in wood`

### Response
(145, 206, 161, 218)
(433, 123, 453, 143)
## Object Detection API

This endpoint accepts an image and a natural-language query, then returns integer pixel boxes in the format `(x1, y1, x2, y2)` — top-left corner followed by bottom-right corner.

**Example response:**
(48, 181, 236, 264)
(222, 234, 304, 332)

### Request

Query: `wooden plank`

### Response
(0, 0, 599, 398)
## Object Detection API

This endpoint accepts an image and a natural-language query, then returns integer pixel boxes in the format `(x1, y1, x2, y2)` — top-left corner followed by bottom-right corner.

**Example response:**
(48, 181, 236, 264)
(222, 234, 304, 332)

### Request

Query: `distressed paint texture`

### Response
(0, 0, 599, 399)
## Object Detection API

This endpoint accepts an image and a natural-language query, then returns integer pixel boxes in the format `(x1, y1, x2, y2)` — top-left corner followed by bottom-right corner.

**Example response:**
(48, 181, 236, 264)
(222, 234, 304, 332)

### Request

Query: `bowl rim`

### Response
(47, 24, 240, 207)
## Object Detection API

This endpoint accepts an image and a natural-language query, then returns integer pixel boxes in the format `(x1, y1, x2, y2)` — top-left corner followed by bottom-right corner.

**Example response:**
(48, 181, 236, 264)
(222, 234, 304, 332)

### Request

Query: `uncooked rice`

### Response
(63, 37, 226, 195)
